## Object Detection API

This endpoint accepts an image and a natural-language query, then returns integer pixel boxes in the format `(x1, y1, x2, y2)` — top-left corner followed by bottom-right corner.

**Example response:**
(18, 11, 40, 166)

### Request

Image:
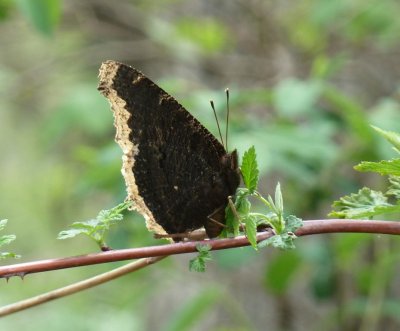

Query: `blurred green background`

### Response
(1, 0, 400, 330)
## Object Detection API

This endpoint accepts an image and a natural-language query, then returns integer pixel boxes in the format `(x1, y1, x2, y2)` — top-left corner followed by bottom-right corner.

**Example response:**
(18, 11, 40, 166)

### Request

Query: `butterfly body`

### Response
(98, 61, 240, 239)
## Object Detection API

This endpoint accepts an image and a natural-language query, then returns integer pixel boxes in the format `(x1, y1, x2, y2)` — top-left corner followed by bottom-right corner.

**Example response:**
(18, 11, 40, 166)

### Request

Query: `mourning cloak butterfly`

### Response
(98, 61, 240, 240)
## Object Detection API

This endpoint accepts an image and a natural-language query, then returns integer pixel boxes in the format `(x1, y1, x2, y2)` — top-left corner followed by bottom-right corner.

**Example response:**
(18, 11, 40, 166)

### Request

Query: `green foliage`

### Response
(189, 244, 212, 272)
(371, 125, 400, 153)
(2, 0, 400, 328)
(355, 159, 400, 176)
(330, 188, 396, 219)
(57, 201, 132, 250)
(331, 126, 400, 219)
(257, 215, 303, 250)
(387, 176, 400, 199)
(0, 219, 20, 260)
(223, 147, 303, 250)
(15, 0, 60, 35)
(192, 146, 303, 271)
(240, 146, 259, 193)
(241, 214, 257, 249)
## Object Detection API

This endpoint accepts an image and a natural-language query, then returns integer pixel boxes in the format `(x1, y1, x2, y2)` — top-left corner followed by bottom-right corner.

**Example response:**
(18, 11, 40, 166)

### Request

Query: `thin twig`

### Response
(0, 219, 399, 279)
(0, 219, 400, 318)
(0, 256, 166, 317)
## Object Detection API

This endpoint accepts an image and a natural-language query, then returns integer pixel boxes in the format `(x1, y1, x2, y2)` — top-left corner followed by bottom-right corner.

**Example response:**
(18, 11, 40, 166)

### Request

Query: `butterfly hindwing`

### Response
(98, 61, 240, 239)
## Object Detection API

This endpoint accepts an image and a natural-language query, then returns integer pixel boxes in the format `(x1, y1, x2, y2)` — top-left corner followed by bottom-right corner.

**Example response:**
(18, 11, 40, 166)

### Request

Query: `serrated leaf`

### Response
(189, 258, 206, 272)
(57, 201, 131, 249)
(57, 229, 85, 240)
(329, 187, 393, 219)
(98, 209, 123, 223)
(354, 159, 400, 176)
(0, 220, 19, 260)
(197, 243, 212, 254)
(371, 125, 400, 154)
(236, 195, 251, 217)
(244, 215, 258, 249)
(274, 182, 283, 215)
(387, 176, 400, 199)
(285, 215, 303, 233)
(189, 244, 212, 272)
(258, 233, 297, 250)
(70, 220, 100, 230)
(240, 146, 259, 192)
(258, 235, 284, 249)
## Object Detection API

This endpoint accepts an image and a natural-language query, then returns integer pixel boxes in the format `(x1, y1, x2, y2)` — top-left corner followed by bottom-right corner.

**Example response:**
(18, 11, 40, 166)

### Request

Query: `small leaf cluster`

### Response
(0, 219, 20, 260)
(58, 201, 132, 250)
(330, 126, 400, 219)
(189, 244, 212, 272)
(223, 146, 303, 250)
(189, 146, 303, 272)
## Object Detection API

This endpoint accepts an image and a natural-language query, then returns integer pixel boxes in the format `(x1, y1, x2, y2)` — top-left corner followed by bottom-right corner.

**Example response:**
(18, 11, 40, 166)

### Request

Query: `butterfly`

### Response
(98, 61, 240, 240)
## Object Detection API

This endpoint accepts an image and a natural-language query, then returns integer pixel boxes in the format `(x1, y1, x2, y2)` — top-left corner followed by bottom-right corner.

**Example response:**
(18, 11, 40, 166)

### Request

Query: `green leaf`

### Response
(274, 182, 284, 215)
(57, 228, 85, 240)
(223, 204, 237, 237)
(354, 159, 400, 176)
(240, 146, 259, 193)
(15, 0, 61, 36)
(329, 187, 393, 219)
(387, 176, 400, 199)
(371, 125, 400, 154)
(285, 215, 304, 233)
(0, 252, 21, 260)
(243, 215, 257, 249)
(0, 234, 16, 246)
(58, 201, 131, 249)
(258, 233, 297, 250)
(222, 188, 250, 237)
(0, 219, 19, 260)
(189, 244, 212, 272)
(256, 183, 286, 234)
(236, 191, 251, 217)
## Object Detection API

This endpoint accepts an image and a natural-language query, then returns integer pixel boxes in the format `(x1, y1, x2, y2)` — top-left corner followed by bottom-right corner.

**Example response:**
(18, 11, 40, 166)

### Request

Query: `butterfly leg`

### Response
(227, 196, 240, 221)
(204, 205, 228, 238)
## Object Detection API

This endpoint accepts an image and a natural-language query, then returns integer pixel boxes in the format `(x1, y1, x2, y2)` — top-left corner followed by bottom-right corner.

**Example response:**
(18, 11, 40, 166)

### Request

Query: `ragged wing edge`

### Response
(98, 60, 168, 238)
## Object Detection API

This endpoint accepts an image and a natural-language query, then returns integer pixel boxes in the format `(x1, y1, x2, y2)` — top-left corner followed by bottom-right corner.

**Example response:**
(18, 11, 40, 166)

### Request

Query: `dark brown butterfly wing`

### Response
(98, 61, 240, 239)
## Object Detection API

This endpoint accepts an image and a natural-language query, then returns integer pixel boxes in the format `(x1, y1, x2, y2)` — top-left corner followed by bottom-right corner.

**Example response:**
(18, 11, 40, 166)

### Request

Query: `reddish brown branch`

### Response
(296, 219, 400, 236)
(0, 219, 399, 279)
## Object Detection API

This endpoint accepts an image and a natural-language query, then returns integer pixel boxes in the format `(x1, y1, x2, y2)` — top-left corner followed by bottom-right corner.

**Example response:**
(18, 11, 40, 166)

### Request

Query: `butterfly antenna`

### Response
(210, 100, 225, 148)
(225, 88, 230, 152)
